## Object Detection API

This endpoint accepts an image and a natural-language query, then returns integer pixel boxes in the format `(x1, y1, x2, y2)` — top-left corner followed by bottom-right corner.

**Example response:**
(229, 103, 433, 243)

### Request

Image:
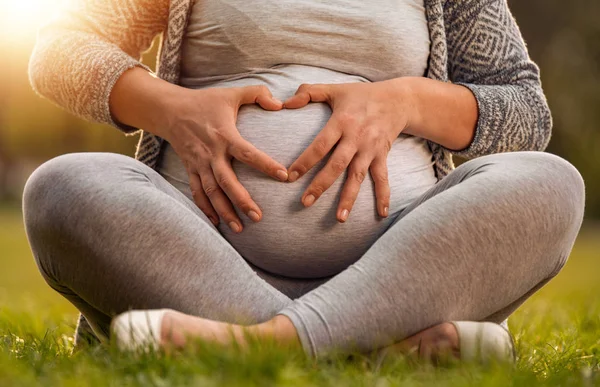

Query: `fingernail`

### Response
(276, 170, 288, 182)
(289, 171, 300, 182)
(248, 210, 260, 222)
(303, 194, 315, 207)
(229, 221, 241, 233)
(383, 206, 389, 217)
(339, 209, 349, 222)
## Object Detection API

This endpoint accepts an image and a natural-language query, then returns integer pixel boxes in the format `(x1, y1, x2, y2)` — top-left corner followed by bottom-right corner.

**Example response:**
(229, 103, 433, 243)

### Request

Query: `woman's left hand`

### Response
(283, 79, 413, 223)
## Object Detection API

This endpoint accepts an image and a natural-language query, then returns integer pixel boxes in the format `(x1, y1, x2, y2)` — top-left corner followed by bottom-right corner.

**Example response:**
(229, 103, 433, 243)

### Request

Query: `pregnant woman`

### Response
(25, 0, 585, 362)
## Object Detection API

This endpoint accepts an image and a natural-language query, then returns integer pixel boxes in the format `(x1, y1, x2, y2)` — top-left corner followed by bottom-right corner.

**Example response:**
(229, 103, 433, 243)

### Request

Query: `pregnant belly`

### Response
(166, 66, 437, 278)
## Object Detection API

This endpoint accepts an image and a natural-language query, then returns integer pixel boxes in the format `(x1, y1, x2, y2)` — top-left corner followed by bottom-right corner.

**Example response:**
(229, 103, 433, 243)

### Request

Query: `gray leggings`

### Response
(23, 151, 585, 357)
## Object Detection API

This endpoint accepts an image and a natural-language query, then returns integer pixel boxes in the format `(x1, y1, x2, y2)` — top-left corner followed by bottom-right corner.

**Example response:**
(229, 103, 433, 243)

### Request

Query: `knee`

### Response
(23, 152, 150, 233)
(23, 153, 125, 232)
(23, 154, 89, 281)
(523, 152, 585, 222)
(474, 152, 585, 215)
(23, 153, 85, 232)
(509, 152, 585, 274)
(538, 153, 585, 269)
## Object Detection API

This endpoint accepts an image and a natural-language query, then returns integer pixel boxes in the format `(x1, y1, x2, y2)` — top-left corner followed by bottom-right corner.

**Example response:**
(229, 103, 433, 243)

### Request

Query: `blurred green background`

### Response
(0, 1, 598, 317)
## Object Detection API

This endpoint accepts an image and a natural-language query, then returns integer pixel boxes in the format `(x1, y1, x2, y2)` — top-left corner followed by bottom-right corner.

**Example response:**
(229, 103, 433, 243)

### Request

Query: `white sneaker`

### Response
(450, 321, 516, 364)
(111, 309, 171, 352)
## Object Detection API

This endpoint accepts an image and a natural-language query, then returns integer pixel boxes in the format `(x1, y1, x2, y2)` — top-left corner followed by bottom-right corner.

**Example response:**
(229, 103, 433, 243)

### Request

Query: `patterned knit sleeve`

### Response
(444, 0, 552, 158)
(28, 0, 169, 133)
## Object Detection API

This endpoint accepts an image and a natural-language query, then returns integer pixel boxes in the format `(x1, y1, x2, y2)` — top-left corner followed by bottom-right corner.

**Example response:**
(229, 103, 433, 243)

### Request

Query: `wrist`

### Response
(386, 77, 422, 135)
(109, 67, 188, 141)
(384, 77, 478, 150)
(145, 78, 190, 140)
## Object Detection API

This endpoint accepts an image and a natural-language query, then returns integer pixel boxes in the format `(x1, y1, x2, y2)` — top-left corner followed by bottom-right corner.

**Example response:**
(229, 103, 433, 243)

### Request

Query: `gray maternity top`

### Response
(158, 0, 437, 278)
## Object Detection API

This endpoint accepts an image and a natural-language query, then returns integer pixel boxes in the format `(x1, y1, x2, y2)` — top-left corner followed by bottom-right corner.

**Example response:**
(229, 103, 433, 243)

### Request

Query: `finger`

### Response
(369, 156, 390, 217)
(237, 85, 283, 111)
(283, 83, 331, 109)
(301, 140, 356, 208)
(188, 171, 219, 226)
(198, 165, 244, 233)
(228, 136, 289, 182)
(287, 118, 342, 182)
(211, 159, 262, 223)
(336, 154, 372, 223)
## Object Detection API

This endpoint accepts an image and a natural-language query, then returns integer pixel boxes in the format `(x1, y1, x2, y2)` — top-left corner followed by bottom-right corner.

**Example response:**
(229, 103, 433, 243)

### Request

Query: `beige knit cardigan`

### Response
(29, 0, 552, 179)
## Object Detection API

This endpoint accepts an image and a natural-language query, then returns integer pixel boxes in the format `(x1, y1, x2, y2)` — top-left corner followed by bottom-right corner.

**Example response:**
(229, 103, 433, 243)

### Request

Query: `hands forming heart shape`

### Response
(164, 80, 412, 233)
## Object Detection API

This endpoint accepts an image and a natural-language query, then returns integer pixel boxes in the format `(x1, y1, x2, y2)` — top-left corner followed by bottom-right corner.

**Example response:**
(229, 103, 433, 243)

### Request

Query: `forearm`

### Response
(393, 77, 478, 151)
(109, 67, 184, 140)
(29, 0, 169, 128)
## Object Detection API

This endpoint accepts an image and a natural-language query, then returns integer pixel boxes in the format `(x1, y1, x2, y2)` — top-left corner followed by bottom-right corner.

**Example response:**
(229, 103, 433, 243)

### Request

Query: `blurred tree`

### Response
(510, 0, 600, 217)
(0, 134, 10, 200)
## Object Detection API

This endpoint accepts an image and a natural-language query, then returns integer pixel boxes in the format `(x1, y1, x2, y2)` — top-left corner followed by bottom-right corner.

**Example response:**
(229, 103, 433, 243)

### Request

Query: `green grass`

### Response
(1, 204, 599, 386)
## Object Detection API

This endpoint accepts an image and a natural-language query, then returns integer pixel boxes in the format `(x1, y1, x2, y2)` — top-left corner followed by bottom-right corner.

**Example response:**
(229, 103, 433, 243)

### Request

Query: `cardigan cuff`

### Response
(98, 57, 152, 134)
(447, 83, 496, 159)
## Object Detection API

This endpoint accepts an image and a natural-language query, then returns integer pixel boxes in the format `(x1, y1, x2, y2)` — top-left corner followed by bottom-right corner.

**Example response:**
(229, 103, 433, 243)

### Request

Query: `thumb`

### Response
(283, 83, 331, 109)
(237, 85, 283, 111)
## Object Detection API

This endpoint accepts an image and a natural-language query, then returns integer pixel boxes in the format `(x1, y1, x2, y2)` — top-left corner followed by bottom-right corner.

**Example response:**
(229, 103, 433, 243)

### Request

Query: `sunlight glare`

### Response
(0, 0, 62, 43)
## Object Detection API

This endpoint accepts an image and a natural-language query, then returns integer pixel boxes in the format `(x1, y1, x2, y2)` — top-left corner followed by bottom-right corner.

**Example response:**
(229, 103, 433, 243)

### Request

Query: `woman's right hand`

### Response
(110, 69, 287, 232)
(160, 85, 289, 232)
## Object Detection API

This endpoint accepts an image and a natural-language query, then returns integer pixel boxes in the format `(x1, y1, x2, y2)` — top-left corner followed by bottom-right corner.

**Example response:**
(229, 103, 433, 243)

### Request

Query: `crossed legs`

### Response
(23, 151, 585, 357)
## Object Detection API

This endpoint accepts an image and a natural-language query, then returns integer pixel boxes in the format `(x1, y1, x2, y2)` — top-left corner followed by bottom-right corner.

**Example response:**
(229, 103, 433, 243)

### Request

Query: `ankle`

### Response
(253, 315, 301, 347)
